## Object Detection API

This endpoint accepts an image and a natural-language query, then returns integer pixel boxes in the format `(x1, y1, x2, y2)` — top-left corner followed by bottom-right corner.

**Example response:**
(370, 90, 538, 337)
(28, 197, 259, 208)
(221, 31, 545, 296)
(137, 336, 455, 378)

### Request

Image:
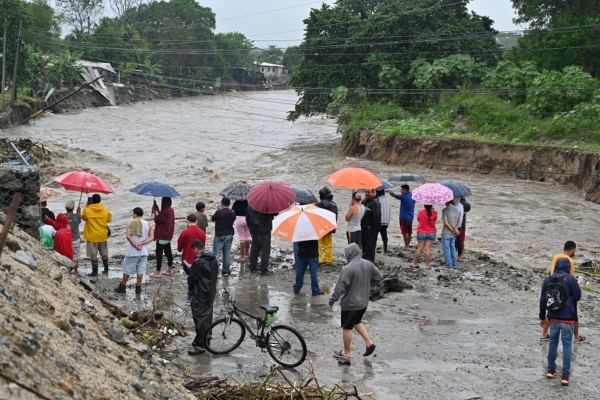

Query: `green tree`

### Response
(288, 0, 501, 120)
(256, 45, 284, 64)
(510, 0, 600, 76)
(282, 46, 301, 73)
(57, 0, 104, 35)
(23, 0, 62, 50)
(214, 32, 254, 80)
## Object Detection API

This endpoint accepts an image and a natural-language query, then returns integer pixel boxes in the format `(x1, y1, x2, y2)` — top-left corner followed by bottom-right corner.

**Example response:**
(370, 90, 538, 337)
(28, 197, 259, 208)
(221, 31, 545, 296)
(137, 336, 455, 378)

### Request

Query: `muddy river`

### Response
(5, 91, 600, 398)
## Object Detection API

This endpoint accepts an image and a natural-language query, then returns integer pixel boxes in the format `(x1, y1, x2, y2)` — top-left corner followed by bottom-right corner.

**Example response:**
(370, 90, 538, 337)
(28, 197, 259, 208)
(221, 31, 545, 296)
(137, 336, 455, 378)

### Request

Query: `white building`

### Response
(256, 62, 287, 80)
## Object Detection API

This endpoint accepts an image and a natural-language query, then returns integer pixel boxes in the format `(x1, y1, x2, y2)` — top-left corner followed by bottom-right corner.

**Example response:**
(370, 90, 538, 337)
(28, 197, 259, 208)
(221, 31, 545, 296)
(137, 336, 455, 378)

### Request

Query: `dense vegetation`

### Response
(289, 0, 600, 149)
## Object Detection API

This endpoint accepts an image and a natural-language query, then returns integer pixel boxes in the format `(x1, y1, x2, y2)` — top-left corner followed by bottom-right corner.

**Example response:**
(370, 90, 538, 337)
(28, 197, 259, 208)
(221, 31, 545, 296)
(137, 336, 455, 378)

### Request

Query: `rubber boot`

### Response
(135, 285, 142, 294)
(102, 259, 109, 275)
(383, 242, 388, 254)
(89, 261, 99, 277)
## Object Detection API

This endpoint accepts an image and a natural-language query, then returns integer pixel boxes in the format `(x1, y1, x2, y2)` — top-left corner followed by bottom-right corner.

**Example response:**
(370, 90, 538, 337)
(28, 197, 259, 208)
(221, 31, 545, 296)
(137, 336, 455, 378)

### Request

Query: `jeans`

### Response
(293, 242, 300, 266)
(249, 233, 271, 273)
(378, 225, 388, 253)
(213, 235, 233, 274)
(441, 234, 457, 267)
(293, 256, 320, 294)
(155, 241, 173, 271)
(548, 322, 574, 376)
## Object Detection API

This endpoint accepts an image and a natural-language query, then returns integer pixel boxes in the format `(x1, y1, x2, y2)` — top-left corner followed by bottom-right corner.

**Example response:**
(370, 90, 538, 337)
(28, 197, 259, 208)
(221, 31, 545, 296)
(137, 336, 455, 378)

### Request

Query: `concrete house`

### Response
(256, 62, 287, 80)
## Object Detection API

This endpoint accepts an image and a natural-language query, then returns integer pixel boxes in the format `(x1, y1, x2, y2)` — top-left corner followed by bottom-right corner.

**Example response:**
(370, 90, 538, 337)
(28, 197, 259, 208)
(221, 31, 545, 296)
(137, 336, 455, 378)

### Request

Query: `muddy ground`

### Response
(4, 91, 600, 399)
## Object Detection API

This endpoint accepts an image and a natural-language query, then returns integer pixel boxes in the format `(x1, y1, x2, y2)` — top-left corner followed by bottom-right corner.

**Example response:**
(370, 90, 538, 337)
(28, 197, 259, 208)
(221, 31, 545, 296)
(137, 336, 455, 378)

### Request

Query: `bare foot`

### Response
(409, 264, 417, 268)
(425, 265, 431, 270)
(403, 247, 410, 251)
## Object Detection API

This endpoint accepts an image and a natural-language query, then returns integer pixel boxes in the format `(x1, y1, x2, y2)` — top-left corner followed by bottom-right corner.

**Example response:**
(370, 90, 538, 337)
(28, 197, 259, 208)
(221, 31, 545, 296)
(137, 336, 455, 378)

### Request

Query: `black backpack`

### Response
(546, 274, 568, 312)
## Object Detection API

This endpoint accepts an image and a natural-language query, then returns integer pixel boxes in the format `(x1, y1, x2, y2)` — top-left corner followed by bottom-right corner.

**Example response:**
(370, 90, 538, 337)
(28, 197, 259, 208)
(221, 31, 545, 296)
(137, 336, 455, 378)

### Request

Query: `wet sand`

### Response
(5, 91, 600, 398)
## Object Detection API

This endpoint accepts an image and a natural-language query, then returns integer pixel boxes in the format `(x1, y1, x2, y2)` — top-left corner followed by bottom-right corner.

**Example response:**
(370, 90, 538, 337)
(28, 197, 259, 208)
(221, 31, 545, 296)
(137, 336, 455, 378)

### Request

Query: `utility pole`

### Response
(10, 20, 22, 107)
(1, 20, 7, 111)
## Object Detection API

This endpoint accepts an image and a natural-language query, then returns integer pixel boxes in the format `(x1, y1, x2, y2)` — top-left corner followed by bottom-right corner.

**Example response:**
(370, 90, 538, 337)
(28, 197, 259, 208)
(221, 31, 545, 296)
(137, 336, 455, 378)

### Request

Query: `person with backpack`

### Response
(539, 250, 582, 386)
(316, 187, 338, 265)
(540, 241, 587, 343)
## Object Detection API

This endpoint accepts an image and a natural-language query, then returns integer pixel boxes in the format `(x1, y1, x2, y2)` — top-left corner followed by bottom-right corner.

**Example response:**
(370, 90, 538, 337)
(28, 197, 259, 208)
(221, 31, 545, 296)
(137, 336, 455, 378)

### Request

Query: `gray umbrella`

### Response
(439, 180, 472, 197)
(290, 184, 317, 204)
(389, 173, 425, 182)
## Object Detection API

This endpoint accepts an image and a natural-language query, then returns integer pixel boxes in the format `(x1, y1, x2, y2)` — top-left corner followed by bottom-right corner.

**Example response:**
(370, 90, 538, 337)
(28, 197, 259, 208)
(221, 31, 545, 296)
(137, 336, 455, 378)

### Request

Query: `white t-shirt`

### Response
(41, 225, 56, 236)
(125, 219, 150, 257)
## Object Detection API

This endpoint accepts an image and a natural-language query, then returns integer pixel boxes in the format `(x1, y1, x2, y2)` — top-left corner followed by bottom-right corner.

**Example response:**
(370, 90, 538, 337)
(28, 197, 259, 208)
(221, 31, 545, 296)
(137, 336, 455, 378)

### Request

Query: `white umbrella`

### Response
(271, 204, 337, 242)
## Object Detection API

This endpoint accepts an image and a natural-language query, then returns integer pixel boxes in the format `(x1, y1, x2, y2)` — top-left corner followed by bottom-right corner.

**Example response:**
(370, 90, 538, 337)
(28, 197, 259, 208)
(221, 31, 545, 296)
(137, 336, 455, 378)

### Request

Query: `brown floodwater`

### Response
(5, 90, 600, 269)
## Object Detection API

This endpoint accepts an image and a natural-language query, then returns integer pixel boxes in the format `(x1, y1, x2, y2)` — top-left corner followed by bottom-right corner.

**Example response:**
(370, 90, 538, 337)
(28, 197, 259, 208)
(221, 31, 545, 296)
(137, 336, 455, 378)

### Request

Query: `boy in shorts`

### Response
(328, 243, 383, 365)
(115, 208, 153, 294)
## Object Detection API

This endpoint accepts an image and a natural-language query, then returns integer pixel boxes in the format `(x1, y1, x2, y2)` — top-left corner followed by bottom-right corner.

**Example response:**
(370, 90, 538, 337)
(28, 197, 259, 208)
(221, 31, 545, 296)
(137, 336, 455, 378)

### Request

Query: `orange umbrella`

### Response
(271, 204, 337, 242)
(325, 167, 382, 189)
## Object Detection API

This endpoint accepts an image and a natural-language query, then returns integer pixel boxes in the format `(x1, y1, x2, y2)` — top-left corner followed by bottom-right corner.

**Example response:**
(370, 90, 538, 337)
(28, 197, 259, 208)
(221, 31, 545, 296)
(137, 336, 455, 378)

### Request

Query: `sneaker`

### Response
(546, 369, 556, 379)
(363, 344, 376, 357)
(312, 290, 325, 296)
(561, 375, 569, 386)
(333, 350, 349, 361)
(185, 300, 191, 306)
(135, 286, 142, 294)
(575, 335, 587, 343)
(115, 283, 126, 293)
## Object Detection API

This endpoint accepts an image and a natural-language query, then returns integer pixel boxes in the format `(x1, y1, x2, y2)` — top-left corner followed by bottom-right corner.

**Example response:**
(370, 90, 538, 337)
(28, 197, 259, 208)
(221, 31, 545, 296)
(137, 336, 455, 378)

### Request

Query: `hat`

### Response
(65, 200, 75, 210)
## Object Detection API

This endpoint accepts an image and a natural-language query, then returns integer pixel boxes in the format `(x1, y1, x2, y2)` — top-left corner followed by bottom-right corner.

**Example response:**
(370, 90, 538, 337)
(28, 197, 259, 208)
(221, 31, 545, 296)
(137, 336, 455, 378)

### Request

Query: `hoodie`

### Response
(154, 197, 175, 241)
(539, 260, 581, 322)
(81, 203, 112, 243)
(329, 243, 383, 311)
(188, 251, 219, 305)
(45, 213, 73, 260)
(316, 194, 338, 234)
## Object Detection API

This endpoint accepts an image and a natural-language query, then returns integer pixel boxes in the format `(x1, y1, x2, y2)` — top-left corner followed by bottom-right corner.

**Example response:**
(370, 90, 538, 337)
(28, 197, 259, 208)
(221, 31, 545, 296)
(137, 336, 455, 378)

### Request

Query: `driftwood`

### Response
(370, 267, 413, 300)
(93, 293, 131, 318)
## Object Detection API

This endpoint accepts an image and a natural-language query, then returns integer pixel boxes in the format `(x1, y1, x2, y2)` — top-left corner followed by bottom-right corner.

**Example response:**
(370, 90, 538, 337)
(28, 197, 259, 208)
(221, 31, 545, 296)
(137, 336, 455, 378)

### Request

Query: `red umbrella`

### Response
(53, 171, 114, 203)
(247, 180, 295, 214)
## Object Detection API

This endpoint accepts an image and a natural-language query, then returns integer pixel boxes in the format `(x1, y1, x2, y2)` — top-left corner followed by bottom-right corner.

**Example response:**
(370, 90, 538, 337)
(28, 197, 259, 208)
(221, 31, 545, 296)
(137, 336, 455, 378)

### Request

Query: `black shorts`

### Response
(341, 307, 367, 329)
(347, 231, 362, 249)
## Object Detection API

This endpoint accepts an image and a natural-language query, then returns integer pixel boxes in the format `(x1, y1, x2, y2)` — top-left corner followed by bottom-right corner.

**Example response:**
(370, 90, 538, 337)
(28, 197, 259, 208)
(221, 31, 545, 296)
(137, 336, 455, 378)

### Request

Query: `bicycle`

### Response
(204, 289, 308, 368)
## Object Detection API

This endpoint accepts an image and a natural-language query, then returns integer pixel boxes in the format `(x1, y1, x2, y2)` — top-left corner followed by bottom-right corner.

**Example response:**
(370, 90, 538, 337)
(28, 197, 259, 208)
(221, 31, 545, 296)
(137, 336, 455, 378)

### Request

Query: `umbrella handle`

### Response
(79, 190, 83, 205)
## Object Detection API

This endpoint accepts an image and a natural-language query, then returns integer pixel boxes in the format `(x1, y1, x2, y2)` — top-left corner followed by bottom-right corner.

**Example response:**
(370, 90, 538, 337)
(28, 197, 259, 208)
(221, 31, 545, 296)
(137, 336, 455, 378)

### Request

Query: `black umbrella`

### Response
(290, 184, 317, 204)
(220, 184, 253, 201)
(389, 173, 425, 182)
(439, 180, 472, 197)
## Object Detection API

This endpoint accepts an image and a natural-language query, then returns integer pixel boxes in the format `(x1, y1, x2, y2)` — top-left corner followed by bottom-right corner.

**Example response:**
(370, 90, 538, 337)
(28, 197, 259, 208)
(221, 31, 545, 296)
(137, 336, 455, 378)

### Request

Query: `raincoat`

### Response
(45, 213, 74, 260)
(188, 251, 219, 348)
(246, 206, 274, 236)
(81, 203, 112, 242)
(154, 197, 175, 241)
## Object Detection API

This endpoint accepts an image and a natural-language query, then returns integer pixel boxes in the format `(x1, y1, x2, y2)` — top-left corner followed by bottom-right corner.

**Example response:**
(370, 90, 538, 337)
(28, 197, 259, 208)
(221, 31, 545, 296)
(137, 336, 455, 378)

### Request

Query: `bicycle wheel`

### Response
(266, 325, 307, 368)
(205, 318, 246, 354)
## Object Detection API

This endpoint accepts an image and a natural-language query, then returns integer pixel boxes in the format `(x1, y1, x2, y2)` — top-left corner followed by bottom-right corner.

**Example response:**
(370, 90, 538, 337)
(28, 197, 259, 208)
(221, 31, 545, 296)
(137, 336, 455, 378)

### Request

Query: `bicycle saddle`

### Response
(260, 305, 279, 314)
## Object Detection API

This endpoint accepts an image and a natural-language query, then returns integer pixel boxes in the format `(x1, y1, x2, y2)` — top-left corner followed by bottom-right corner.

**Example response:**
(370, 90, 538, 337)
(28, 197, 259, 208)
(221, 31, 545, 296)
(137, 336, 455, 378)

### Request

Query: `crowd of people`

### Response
(37, 184, 587, 379)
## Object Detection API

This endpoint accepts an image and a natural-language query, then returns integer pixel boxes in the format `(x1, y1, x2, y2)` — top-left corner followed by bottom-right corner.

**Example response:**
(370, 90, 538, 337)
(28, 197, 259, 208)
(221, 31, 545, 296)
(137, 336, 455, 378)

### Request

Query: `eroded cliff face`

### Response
(345, 131, 600, 203)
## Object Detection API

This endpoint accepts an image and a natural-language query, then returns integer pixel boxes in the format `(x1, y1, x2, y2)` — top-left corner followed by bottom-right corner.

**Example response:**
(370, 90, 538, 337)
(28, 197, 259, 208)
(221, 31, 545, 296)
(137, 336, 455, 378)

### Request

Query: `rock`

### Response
(128, 342, 151, 360)
(0, 286, 13, 300)
(71, 330, 84, 345)
(134, 367, 145, 377)
(107, 323, 128, 345)
(69, 316, 85, 329)
(160, 391, 171, 399)
(5, 240, 21, 252)
(59, 379, 74, 396)
(10, 250, 38, 270)
(48, 265, 63, 283)
(18, 334, 40, 356)
(8, 383, 20, 396)
(49, 252, 76, 271)
(79, 278, 95, 292)
(0, 264, 10, 272)
(55, 358, 72, 370)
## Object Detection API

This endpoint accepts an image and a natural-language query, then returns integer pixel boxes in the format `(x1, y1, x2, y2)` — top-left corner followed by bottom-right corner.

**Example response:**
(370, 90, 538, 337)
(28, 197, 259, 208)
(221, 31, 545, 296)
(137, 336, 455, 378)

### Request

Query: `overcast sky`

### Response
(202, 0, 520, 47)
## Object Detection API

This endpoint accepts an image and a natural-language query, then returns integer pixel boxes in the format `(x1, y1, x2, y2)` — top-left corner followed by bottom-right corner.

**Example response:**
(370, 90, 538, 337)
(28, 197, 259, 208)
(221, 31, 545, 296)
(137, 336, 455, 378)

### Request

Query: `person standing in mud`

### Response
(194, 202, 208, 234)
(540, 241, 587, 344)
(81, 194, 112, 276)
(246, 205, 275, 275)
(539, 255, 582, 386)
(345, 191, 364, 249)
(360, 189, 381, 263)
(115, 207, 153, 294)
(455, 197, 470, 262)
(188, 239, 219, 355)
(65, 200, 82, 274)
(387, 185, 416, 251)
(150, 197, 175, 278)
(376, 188, 391, 254)
(328, 243, 383, 365)
(211, 197, 236, 276)
(441, 200, 460, 268)
(232, 200, 251, 260)
(316, 187, 338, 265)
(410, 205, 437, 270)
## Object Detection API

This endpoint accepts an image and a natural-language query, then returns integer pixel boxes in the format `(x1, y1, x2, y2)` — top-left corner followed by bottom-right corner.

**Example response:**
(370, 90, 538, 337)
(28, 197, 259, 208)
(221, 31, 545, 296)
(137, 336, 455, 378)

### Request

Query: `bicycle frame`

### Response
(220, 291, 271, 341)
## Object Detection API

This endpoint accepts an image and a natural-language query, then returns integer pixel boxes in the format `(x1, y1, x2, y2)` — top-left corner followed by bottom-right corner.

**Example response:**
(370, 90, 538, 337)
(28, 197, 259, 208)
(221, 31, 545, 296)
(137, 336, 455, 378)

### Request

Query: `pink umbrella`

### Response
(411, 183, 454, 205)
(248, 180, 295, 214)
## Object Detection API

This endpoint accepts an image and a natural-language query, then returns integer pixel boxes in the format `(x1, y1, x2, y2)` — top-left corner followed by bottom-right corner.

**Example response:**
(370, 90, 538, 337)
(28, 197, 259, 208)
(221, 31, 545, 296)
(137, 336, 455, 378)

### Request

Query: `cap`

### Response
(65, 200, 75, 210)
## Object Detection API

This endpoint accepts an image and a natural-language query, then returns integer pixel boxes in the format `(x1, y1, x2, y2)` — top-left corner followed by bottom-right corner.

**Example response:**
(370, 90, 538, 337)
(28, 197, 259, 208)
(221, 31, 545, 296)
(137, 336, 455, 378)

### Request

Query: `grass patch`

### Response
(582, 286, 598, 293)
(338, 94, 600, 152)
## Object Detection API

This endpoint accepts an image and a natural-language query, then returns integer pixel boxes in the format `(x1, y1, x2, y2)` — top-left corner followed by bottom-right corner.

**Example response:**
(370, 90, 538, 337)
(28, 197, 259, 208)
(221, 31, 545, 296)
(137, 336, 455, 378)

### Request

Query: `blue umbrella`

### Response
(131, 182, 180, 198)
(439, 180, 472, 197)
(376, 179, 394, 191)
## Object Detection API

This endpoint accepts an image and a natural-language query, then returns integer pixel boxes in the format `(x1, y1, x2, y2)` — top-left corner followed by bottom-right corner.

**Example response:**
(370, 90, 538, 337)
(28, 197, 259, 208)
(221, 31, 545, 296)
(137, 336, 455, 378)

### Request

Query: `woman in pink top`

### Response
(410, 205, 437, 270)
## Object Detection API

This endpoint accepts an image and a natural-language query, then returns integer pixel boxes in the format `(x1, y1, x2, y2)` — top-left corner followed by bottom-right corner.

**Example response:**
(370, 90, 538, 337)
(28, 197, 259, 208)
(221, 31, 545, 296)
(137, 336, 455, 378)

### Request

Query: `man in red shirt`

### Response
(45, 213, 73, 261)
(178, 214, 206, 275)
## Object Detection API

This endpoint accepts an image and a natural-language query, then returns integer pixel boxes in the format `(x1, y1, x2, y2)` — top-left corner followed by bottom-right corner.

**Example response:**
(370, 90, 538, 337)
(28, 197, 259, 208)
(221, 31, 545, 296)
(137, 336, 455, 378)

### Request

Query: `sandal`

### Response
(409, 264, 417, 269)
(149, 271, 162, 278)
(425, 266, 431, 270)
(162, 270, 173, 276)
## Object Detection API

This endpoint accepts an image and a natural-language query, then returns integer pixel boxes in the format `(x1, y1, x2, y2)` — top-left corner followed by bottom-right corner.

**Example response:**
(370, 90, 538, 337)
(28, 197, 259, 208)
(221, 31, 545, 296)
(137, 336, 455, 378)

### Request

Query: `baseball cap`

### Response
(65, 200, 75, 210)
